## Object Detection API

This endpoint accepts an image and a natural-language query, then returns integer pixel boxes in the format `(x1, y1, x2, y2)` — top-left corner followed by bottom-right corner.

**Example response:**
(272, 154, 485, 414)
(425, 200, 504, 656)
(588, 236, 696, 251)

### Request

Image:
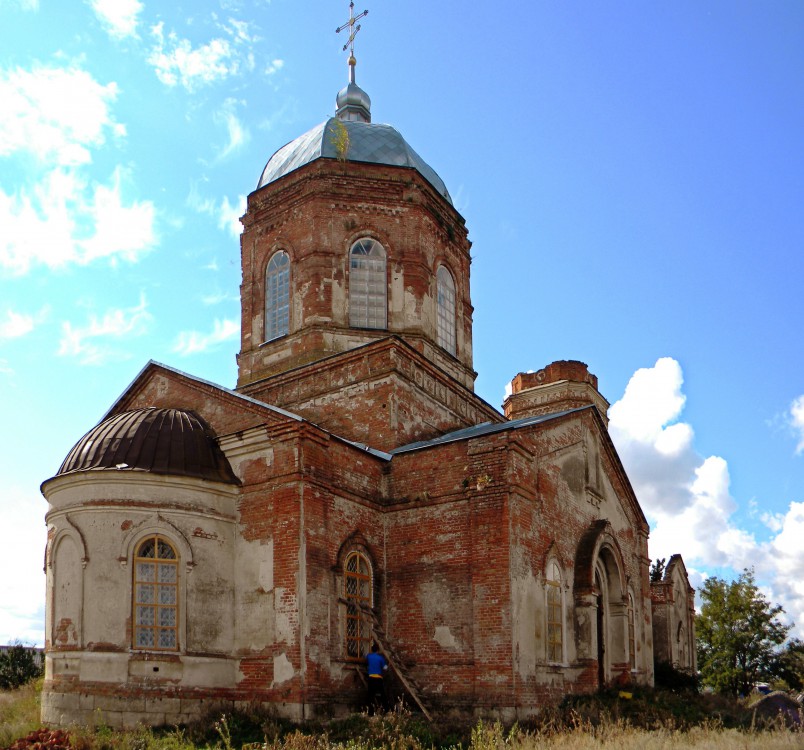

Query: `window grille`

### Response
(344, 551, 372, 660)
(436, 265, 456, 355)
(349, 239, 386, 329)
(546, 561, 563, 663)
(265, 251, 290, 340)
(133, 535, 178, 651)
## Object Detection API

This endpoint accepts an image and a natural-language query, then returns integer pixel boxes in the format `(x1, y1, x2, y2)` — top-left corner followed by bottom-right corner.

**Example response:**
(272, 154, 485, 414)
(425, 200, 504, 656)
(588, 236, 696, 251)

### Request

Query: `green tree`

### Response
(772, 637, 804, 691)
(650, 558, 666, 583)
(696, 568, 791, 695)
(0, 641, 43, 689)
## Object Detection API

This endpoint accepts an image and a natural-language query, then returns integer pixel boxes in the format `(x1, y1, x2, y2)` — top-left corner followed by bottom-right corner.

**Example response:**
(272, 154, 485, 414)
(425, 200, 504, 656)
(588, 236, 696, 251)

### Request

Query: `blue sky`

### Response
(1, 0, 803, 646)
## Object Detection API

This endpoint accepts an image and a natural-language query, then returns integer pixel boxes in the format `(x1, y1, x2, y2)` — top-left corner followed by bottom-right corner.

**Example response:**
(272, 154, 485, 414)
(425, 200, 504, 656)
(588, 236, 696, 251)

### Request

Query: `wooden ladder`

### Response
(340, 598, 433, 722)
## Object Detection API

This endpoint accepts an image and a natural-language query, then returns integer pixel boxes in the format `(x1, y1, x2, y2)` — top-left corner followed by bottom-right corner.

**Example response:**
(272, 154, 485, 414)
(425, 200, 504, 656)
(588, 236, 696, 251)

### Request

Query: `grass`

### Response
(0, 683, 801, 750)
(0, 678, 43, 748)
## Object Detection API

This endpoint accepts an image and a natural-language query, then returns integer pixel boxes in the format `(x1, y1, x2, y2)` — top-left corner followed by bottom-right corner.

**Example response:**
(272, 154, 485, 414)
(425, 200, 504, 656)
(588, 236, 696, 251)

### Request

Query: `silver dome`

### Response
(256, 117, 453, 205)
(336, 82, 372, 122)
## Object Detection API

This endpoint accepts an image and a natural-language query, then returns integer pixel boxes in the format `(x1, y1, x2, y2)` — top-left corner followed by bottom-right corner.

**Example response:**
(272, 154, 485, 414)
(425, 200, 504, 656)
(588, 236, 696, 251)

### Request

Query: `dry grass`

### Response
(0, 685, 801, 750)
(476, 720, 803, 750)
(0, 678, 43, 748)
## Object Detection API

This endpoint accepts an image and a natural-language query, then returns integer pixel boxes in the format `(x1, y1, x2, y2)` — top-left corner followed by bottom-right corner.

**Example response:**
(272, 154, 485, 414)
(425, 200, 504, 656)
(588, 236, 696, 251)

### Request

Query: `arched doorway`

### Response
(594, 545, 628, 687)
(574, 521, 632, 689)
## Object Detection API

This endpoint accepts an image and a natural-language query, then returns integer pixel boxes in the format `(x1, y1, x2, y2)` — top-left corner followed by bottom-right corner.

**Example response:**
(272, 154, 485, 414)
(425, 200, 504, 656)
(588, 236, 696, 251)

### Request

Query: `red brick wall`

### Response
(238, 337, 503, 452)
(238, 159, 474, 388)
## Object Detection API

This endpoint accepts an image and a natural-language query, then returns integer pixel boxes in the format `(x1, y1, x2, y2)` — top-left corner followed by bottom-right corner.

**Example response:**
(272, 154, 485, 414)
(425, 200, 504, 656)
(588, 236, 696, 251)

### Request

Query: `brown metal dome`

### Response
(56, 408, 239, 484)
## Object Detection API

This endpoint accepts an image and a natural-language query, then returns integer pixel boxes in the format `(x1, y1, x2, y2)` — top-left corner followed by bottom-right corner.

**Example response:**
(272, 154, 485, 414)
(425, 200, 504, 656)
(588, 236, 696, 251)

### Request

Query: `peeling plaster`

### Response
(272, 652, 294, 687)
(433, 625, 459, 651)
(259, 539, 274, 592)
(511, 569, 538, 678)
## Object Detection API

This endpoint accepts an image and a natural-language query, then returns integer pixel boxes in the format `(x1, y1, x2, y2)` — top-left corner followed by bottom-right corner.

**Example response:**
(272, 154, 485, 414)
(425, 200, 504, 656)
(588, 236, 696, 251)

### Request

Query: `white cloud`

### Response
(0, 485, 47, 645)
(173, 317, 239, 355)
(147, 18, 257, 91)
(0, 166, 156, 273)
(3, 0, 39, 10)
(769, 502, 804, 633)
(216, 99, 249, 160)
(186, 181, 244, 239)
(790, 395, 804, 455)
(79, 167, 157, 264)
(610, 357, 804, 636)
(265, 58, 284, 76)
(610, 359, 752, 566)
(761, 511, 785, 533)
(609, 357, 686, 444)
(0, 309, 34, 339)
(218, 194, 245, 237)
(608, 359, 699, 515)
(0, 64, 154, 274)
(201, 290, 236, 306)
(88, 0, 143, 39)
(58, 293, 152, 365)
(0, 64, 123, 166)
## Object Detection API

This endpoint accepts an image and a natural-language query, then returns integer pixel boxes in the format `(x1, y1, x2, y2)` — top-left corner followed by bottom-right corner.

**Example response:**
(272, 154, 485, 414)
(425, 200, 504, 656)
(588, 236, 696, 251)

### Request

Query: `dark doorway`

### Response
(595, 571, 605, 687)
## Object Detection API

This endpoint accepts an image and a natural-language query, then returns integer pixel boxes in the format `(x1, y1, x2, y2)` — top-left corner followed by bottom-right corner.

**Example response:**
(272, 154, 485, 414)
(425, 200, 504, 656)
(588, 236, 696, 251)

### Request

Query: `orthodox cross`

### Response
(336, 1, 369, 58)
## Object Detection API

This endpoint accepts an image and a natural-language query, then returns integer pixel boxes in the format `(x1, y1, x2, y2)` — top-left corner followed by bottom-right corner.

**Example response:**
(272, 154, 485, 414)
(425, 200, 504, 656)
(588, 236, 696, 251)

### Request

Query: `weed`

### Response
(1, 684, 802, 749)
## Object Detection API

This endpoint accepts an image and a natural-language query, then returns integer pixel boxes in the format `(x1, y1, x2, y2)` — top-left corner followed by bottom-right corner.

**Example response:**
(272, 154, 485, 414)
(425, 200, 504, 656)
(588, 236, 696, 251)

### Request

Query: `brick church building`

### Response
(41, 49, 694, 727)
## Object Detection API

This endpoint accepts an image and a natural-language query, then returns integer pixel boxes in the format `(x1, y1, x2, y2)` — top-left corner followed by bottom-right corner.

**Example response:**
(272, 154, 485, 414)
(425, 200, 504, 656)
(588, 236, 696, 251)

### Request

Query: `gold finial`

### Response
(336, 1, 368, 60)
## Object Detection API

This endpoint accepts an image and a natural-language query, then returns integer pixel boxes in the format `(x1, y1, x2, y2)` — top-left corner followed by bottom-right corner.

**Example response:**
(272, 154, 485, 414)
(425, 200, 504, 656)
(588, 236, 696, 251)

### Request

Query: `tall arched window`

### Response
(133, 535, 179, 651)
(546, 561, 563, 663)
(344, 551, 372, 659)
(436, 265, 456, 355)
(265, 250, 290, 341)
(628, 592, 636, 670)
(349, 238, 386, 329)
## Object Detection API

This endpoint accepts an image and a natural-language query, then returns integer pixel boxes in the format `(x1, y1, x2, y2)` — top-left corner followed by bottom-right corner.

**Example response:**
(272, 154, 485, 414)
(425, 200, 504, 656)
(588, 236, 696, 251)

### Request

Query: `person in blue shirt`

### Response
(365, 643, 388, 713)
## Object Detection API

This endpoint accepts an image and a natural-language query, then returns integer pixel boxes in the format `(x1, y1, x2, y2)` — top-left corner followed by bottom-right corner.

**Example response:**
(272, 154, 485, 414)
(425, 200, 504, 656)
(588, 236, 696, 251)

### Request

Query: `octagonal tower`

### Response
(236, 65, 500, 450)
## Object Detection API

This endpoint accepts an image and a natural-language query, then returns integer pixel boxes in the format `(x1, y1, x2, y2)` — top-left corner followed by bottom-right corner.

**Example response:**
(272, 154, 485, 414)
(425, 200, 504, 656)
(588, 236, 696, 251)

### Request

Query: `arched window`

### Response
(436, 265, 456, 355)
(628, 592, 636, 670)
(546, 561, 563, 663)
(349, 238, 386, 329)
(344, 551, 372, 660)
(265, 250, 290, 341)
(133, 535, 178, 651)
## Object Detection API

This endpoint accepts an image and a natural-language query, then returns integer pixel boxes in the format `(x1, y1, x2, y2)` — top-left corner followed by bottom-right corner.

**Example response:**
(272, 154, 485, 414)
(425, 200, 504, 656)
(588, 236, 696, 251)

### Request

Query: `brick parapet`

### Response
(504, 361, 610, 427)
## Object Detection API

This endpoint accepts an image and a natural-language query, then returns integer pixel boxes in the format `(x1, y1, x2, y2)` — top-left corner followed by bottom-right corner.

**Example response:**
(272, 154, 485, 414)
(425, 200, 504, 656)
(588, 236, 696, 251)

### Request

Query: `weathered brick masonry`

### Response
(41, 70, 694, 728)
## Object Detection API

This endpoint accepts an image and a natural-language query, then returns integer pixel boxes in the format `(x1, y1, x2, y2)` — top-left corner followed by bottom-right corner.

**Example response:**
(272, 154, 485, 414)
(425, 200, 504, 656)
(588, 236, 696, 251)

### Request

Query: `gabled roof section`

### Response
(101, 361, 390, 464)
(103, 360, 304, 426)
(663, 554, 694, 588)
(391, 404, 648, 531)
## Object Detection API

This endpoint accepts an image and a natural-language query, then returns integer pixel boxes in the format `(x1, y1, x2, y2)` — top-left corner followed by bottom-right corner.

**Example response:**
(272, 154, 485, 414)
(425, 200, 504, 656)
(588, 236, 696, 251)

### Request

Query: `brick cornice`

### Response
(239, 334, 501, 426)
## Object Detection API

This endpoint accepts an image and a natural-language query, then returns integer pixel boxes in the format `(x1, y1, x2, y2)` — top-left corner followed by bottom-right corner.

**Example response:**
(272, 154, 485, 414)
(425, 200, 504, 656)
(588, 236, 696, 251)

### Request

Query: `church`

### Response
(40, 21, 694, 728)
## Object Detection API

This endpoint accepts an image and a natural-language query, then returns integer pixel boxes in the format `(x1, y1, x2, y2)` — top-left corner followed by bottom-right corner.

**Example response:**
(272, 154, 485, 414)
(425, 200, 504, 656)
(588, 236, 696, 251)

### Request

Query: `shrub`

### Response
(0, 642, 43, 690)
(654, 660, 699, 692)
